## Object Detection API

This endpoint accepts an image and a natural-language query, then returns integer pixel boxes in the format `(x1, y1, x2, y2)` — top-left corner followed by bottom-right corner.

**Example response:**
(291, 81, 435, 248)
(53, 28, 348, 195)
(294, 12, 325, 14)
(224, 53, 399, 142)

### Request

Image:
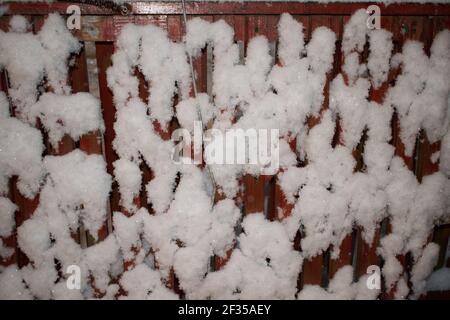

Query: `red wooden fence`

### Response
(0, 1, 449, 300)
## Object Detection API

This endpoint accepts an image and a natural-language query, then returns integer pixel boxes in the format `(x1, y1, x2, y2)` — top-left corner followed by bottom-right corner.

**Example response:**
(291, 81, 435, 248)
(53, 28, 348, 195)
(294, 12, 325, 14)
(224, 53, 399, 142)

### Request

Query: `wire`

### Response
(180, 0, 217, 204)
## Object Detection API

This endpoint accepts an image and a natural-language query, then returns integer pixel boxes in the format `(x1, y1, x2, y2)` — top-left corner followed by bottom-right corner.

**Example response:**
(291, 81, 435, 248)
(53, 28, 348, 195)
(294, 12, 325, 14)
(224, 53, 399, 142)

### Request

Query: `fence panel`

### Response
(0, 2, 449, 300)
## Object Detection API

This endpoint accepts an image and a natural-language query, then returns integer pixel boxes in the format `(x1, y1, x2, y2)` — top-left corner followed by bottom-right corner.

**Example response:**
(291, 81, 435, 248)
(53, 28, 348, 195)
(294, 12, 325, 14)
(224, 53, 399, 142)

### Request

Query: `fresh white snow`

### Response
(0, 8, 449, 300)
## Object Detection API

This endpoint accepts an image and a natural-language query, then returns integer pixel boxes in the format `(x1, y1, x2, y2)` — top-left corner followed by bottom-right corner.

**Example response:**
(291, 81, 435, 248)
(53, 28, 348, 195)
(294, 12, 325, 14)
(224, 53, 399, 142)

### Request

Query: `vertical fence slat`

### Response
(382, 15, 429, 300)
(6, 16, 43, 268)
(0, 44, 18, 267)
(354, 16, 396, 285)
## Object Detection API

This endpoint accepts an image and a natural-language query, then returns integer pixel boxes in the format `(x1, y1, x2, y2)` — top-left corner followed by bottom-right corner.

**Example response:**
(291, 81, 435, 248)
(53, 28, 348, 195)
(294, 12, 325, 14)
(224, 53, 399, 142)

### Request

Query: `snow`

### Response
(1, 9, 449, 300)
(192, 213, 302, 299)
(307, 26, 336, 81)
(209, 199, 240, 257)
(38, 13, 81, 95)
(0, 197, 16, 237)
(277, 13, 304, 67)
(0, 266, 32, 300)
(17, 213, 51, 265)
(31, 92, 104, 148)
(9, 15, 29, 33)
(143, 166, 213, 276)
(113, 210, 143, 262)
(368, 29, 393, 89)
(176, 93, 214, 133)
(386, 163, 449, 261)
(0, 240, 13, 259)
(187, 18, 238, 111)
(0, 91, 9, 118)
(51, 281, 84, 300)
(431, 151, 440, 164)
(409, 242, 440, 299)
(112, 98, 178, 214)
(21, 260, 58, 299)
(83, 234, 120, 293)
(113, 159, 142, 213)
(0, 13, 126, 300)
(330, 74, 370, 149)
(0, 105, 44, 198)
(426, 267, 450, 292)
(386, 30, 450, 156)
(119, 263, 178, 300)
(278, 10, 449, 296)
(43, 150, 112, 238)
(186, 12, 337, 196)
(0, 14, 80, 123)
(298, 266, 380, 300)
(281, 111, 356, 258)
(379, 159, 450, 296)
(442, 128, 450, 176)
(108, 23, 190, 130)
(342, 9, 369, 56)
(0, 19, 43, 120)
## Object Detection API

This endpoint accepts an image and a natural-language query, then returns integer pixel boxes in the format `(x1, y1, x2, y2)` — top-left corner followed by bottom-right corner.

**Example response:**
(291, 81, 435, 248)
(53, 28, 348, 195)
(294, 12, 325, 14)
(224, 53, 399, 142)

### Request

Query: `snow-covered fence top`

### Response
(0, 2, 449, 300)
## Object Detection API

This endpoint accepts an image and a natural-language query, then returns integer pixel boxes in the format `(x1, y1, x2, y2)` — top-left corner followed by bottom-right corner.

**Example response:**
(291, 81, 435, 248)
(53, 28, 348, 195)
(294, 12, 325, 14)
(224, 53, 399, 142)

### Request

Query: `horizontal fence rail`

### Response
(4, 2, 450, 16)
